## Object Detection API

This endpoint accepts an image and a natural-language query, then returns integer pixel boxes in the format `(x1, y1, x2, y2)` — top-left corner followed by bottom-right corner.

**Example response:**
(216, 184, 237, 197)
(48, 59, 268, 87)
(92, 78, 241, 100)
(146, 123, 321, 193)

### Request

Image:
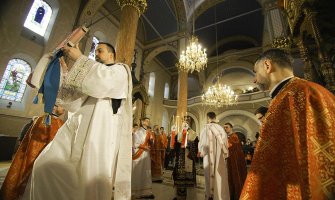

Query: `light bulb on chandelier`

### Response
(202, 79, 238, 107)
(177, 36, 207, 73)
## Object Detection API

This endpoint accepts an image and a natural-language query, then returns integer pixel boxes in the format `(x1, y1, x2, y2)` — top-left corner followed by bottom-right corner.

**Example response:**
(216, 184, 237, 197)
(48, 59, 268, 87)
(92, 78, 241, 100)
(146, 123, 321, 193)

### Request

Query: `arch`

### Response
(187, 112, 200, 136)
(143, 45, 178, 66)
(132, 84, 149, 105)
(206, 63, 255, 88)
(217, 110, 261, 139)
(217, 110, 260, 126)
(207, 35, 259, 56)
(0, 58, 31, 102)
(132, 83, 149, 120)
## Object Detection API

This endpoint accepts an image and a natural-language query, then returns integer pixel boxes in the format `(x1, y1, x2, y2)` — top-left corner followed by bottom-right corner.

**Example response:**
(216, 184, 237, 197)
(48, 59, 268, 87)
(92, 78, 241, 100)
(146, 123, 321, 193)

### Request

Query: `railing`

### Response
(163, 91, 270, 107)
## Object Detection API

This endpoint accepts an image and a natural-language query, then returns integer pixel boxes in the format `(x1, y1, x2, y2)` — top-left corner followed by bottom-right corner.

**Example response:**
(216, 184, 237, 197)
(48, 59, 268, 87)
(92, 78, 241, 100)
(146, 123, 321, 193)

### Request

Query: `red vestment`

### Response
(241, 78, 335, 200)
(227, 132, 247, 200)
(1, 115, 64, 200)
(151, 132, 164, 179)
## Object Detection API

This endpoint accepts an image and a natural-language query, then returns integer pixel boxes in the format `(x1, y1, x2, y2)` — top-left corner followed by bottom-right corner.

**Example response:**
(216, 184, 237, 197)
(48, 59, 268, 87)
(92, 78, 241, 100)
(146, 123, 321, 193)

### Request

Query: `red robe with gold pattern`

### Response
(241, 77, 335, 200)
(227, 132, 247, 200)
(1, 115, 64, 200)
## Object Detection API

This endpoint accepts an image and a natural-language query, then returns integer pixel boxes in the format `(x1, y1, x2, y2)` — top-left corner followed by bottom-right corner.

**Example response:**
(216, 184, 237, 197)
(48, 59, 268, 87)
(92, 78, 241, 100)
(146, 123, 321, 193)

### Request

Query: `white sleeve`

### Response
(198, 127, 208, 157)
(63, 55, 128, 99)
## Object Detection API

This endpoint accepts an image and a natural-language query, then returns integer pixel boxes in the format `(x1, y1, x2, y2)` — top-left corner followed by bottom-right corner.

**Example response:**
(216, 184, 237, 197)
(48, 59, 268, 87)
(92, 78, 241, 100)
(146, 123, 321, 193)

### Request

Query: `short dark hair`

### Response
(160, 127, 164, 129)
(256, 48, 293, 69)
(254, 106, 268, 116)
(141, 117, 150, 121)
(224, 123, 233, 128)
(207, 112, 216, 119)
(98, 42, 116, 60)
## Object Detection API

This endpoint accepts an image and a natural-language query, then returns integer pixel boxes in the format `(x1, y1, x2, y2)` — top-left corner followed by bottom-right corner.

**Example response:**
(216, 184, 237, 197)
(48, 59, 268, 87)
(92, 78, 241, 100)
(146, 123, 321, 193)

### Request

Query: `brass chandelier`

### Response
(177, 36, 207, 73)
(177, 1, 207, 73)
(201, 4, 238, 107)
(202, 79, 238, 107)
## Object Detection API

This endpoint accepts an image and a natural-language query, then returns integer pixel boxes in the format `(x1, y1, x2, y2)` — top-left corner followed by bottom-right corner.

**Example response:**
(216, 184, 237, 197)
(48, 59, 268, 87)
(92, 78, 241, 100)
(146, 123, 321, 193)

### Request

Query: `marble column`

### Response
(176, 71, 188, 126)
(115, 0, 147, 66)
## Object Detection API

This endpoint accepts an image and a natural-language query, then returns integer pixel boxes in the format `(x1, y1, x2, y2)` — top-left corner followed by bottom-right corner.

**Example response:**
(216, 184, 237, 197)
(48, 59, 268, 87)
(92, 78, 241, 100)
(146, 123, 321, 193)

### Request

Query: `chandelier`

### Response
(177, 36, 207, 73)
(201, 4, 237, 107)
(202, 80, 238, 107)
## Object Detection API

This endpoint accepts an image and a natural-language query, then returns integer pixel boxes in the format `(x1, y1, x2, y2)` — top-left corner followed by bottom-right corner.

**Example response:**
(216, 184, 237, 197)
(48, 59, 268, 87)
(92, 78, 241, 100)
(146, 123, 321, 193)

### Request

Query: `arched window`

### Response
(0, 59, 31, 102)
(164, 82, 169, 99)
(161, 111, 168, 130)
(148, 72, 155, 97)
(88, 36, 100, 60)
(24, 0, 53, 36)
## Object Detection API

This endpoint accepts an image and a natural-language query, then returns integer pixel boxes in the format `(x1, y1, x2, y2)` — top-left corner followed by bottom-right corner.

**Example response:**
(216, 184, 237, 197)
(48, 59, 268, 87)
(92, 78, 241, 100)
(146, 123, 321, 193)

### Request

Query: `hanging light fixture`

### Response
(202, 4, 238, 107)
(177, 1, 207, 73)
(202, 79, 238, 107)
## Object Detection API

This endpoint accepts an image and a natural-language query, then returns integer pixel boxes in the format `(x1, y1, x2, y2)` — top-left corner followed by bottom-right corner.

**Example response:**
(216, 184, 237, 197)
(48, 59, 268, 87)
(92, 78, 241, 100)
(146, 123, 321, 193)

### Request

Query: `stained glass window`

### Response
(88, 36, 100, 60)
(0, 59, 31, 102)
(24, 0, 52, 36)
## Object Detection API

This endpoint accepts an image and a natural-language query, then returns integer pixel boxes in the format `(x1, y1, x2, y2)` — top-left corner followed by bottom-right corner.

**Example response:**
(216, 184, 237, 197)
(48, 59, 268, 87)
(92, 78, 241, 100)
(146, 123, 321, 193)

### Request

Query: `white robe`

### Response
(199, 123, 230, 200)
(22, 55, 133, 200)
(131, 127, 152, 197)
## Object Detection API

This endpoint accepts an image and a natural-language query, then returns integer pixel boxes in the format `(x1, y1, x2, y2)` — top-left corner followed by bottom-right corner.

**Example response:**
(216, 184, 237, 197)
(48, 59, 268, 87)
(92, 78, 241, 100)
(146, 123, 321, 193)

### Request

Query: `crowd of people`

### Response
(1, 44, 335, 200)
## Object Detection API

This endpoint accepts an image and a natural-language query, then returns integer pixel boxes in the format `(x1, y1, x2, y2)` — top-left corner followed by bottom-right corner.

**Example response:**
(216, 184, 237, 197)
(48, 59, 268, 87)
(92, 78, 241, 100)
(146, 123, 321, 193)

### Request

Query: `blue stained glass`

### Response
(88, 36, 100, 60)
(0, 59, 31, 102)
(23, 0, 52, 36)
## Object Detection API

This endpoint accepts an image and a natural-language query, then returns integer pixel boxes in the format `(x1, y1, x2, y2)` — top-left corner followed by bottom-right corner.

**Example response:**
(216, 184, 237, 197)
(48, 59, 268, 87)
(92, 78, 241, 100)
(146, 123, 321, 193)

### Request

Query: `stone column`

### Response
(115, 0, 147, 66)
(176, 71, 188, 123)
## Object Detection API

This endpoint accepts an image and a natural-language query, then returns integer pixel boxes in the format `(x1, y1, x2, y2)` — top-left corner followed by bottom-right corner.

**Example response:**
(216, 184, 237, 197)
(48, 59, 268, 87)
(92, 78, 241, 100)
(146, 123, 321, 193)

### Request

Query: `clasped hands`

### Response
(62, 43, 82, 61)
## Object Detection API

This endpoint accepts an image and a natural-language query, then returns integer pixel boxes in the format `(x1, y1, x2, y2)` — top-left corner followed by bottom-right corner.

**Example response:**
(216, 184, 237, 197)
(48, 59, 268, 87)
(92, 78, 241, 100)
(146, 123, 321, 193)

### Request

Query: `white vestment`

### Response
(131, 127, 152, 197)
(199, 123, 230, 200)
(22, 55, 133, 200)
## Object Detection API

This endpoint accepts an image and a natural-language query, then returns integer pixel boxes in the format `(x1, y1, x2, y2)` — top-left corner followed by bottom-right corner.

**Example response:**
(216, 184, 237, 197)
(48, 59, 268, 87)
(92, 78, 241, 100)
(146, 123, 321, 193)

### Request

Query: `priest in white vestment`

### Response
(131, 117, 155, 199)
(22, 42, 132, 200)
(198, 112, 230, 200)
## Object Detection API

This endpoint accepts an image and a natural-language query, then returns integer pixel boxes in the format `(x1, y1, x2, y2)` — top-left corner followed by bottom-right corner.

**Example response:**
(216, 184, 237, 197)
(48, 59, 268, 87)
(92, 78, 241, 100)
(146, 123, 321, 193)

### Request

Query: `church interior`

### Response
(0, 0, 335, 199)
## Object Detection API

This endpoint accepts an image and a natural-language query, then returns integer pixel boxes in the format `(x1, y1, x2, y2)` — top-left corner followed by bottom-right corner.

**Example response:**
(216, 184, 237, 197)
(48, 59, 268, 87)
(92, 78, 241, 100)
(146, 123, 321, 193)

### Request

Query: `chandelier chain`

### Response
(202, 3, 238, 107)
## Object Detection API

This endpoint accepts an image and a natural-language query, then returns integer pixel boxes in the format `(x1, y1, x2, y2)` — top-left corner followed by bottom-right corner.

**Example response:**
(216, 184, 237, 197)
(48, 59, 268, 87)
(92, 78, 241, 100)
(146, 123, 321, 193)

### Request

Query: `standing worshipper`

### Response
(198, 112, 230, 200)
(172, 119, 198, 200)
(1, 105, 64, 200)
(223, 123, 247, 200)
(22, 42, 133, 200)
(240, 48, 335, 199)
(151, 125, 164, 182)
(132, 117, 155, 199)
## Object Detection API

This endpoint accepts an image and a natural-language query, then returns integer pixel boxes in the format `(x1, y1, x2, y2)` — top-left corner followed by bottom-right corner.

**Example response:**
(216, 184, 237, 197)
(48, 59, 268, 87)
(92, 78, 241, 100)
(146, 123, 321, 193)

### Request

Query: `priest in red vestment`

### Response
(240, 48, 335, 199)
(224, 122, 247, 200)
(1, 105, 64, 200)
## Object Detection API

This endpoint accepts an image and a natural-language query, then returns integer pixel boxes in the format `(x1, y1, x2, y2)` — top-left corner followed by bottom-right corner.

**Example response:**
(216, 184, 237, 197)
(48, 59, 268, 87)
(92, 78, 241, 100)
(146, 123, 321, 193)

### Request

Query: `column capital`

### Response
(116, 0, 147, 16)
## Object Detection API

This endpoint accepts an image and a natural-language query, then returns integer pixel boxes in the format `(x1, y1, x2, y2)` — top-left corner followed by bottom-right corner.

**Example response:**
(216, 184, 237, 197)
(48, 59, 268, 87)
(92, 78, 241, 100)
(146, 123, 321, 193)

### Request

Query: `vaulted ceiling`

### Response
(103, 0, 264, 74)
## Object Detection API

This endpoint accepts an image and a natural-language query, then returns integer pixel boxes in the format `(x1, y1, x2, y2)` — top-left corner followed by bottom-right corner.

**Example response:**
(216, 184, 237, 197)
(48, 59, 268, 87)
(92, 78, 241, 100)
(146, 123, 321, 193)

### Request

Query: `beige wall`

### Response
(144, 59, 171, 127)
